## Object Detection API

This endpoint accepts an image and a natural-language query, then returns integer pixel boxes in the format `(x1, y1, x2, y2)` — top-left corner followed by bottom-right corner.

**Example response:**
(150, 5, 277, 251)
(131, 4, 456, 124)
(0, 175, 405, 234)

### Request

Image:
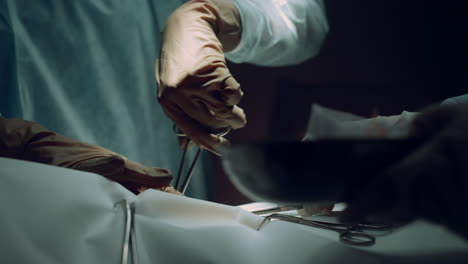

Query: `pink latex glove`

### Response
(156, 0, 246, 155)
(0, 117, 177, 194)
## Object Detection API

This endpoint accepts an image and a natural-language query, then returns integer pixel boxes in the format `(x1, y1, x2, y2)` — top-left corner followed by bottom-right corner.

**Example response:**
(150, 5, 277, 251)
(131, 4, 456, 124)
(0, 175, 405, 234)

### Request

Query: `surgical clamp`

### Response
(257, 213, 392, 246)
(173, 125, 230, 194)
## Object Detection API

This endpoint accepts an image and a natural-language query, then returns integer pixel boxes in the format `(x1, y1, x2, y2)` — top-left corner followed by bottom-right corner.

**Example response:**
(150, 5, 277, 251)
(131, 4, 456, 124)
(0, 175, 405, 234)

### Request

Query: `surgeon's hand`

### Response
(342, 104, 468, 238)
(156, 0, 246, 155)
(0, 117, 173, 194)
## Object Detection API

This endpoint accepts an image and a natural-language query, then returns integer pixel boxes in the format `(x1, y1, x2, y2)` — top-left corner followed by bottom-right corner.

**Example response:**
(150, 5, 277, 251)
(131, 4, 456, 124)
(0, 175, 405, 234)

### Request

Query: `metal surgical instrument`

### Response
(251, 205, 303, 215)
(257, 213, 392, 246)
(173, 125, 230, 194)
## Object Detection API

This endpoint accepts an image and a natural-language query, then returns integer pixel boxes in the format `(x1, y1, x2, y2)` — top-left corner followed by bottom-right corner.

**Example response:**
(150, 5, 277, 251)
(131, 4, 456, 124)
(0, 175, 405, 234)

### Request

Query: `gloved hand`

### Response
(156, 0, 246, 155)
(0, 117, 175, 194)
(341, 104, 468, 238)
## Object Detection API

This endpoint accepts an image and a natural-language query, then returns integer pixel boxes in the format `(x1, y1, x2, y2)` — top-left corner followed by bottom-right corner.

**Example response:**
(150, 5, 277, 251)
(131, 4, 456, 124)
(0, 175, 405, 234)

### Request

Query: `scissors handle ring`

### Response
(339, 231, 375, 246)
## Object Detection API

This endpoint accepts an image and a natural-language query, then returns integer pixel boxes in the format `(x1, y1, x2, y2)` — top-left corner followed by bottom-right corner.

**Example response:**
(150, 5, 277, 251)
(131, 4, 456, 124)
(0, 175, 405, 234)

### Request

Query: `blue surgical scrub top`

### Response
(0, 0, 210, 198)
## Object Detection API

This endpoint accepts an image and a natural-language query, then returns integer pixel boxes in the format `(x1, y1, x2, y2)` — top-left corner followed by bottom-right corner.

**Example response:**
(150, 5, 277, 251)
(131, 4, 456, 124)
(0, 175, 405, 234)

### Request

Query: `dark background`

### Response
(209, 0, 467, 205)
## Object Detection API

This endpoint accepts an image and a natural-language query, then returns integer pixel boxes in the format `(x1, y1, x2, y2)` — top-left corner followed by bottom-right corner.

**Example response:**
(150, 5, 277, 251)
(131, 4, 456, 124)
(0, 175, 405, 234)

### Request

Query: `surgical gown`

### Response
(0, 0, 328, 198)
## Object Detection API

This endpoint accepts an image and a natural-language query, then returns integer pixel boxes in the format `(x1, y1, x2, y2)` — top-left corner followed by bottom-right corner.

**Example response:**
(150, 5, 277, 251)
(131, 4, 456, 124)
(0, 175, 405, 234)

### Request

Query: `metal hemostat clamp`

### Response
(258, 213, 392, 247)
(173, 124, 230, 194)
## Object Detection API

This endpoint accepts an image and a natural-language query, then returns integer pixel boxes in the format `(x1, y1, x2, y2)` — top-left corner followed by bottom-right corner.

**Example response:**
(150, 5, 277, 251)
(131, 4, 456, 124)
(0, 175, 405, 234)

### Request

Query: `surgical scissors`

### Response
(173, 125, 230, 194)
(257, 213, 392, 246)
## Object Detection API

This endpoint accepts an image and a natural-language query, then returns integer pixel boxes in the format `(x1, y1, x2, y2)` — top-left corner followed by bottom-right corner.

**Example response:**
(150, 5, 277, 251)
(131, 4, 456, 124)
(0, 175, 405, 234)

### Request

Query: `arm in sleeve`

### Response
(441, 94, 468, 106)
(225, 0, 329, 66)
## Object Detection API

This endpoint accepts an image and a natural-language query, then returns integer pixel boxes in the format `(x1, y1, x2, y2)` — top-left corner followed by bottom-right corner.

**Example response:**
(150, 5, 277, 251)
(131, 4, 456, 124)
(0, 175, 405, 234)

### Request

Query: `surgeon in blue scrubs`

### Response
(0, 0, 328, 196)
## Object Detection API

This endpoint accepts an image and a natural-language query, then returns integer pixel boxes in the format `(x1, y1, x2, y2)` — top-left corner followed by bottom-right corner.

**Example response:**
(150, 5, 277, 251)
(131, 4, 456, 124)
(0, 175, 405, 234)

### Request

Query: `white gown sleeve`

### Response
(225, 0, 329, 66)
(441, 94, 468, 106)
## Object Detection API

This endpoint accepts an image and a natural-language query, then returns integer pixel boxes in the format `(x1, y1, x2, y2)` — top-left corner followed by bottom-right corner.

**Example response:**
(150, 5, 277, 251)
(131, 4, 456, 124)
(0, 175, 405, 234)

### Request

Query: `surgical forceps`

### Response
(173, 125, 230, 194)
(257, 213, 392, 246)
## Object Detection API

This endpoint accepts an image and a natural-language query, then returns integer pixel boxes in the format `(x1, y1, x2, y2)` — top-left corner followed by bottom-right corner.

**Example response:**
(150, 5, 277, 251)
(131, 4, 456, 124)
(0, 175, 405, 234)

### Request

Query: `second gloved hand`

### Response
(341, 104, 468, 238)
(156, 0, 246, 154)
(0, 117, 175, 194)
